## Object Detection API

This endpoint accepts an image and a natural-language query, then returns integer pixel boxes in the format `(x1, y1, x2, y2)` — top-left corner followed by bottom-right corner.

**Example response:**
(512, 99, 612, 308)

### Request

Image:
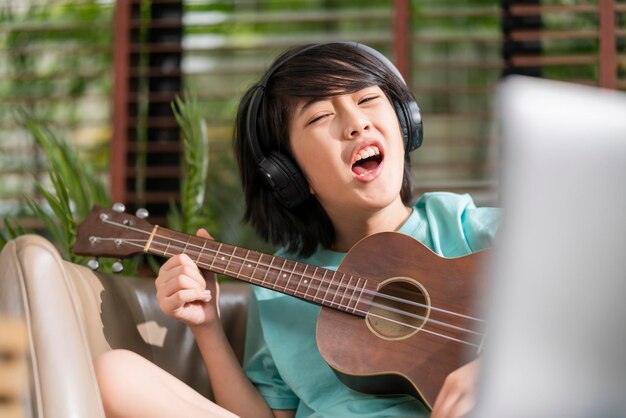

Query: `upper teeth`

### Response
(354, 146, 381, 162)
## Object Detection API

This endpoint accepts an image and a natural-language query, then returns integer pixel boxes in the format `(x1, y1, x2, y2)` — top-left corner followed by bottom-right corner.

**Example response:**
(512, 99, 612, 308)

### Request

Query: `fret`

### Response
(236, 249, 250, 277)
(267, 257, 280, 289)
(164, 240, 171, 256)
(223, 246, 237, 275)
(283, 260, 295, 293)
(339, 276, 353, 309)
(313, 269, 326, 303)
(295, 265, 309, 296)
(304, 267, 317, 301)
(260, 255, 274, 287)
(250, 253, 262, 285)
(196, 240, 207, 264)
(183, 236, 191, 253)
(277, 258, 288, 289)
(355, 279, 366, 305)
(351, 277, 360, 311)
(209, 243, 222, 270)
(331, 273, 346, 309)
(350, 277, 363, 313)
(322, 271, 334, 306)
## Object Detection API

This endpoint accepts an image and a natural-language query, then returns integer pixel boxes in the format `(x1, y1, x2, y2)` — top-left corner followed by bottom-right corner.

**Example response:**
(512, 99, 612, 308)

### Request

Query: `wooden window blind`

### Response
(2, 0, 623, 238)
(503, 1, 625, 90)
(408, 1, 503, 206)
(112, 0, 183, 225)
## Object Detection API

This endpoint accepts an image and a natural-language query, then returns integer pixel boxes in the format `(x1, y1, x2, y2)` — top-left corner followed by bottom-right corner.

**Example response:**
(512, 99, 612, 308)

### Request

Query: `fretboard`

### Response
(144, 226, 373, 316)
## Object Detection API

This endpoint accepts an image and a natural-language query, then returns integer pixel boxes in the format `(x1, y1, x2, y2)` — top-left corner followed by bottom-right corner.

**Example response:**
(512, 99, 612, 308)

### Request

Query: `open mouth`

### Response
(351, 145, 384, 176)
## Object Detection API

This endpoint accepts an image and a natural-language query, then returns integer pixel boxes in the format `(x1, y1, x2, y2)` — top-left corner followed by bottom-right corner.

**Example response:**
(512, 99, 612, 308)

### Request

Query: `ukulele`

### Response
(73, 205, 489, 409)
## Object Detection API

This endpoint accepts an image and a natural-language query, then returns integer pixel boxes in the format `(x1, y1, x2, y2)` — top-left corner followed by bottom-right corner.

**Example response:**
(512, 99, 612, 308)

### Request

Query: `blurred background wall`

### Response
(1, 0, 624, 248)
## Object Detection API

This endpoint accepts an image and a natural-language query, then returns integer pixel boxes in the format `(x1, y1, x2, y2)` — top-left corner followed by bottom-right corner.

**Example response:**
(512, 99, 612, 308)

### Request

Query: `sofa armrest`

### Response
(0, 235, 250, 418)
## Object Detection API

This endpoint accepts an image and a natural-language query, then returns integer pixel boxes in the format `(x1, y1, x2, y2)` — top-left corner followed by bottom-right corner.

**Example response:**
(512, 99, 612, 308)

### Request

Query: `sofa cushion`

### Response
(0, 235, 250, 417)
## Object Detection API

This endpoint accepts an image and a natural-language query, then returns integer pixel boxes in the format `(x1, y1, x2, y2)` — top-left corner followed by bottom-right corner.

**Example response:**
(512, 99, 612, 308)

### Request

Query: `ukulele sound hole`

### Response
(365, 278, 429, 341)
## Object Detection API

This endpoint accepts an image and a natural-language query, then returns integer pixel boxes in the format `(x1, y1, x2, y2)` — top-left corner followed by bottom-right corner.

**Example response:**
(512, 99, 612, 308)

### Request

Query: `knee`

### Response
(94, 349, 139, 387)
(94, 349, 141, 417)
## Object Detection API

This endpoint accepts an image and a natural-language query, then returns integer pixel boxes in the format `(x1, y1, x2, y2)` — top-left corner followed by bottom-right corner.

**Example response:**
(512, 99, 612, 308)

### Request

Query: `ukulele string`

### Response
(101, 235, 483, 344)
(98, 219, 483, 335)
(98, 219, 482, 324)
(98, 219, 484, 326)
(149, 236, 482, 339)
(103, 219, 484, 325)
(106, 237, 480, 348)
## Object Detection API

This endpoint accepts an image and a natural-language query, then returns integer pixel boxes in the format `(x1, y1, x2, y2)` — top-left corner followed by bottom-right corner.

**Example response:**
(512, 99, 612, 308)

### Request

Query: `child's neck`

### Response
(329, 199, 412, 253)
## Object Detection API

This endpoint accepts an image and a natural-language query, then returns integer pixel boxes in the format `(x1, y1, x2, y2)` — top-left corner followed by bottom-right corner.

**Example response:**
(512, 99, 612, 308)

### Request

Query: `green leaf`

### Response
(23, 117, 111, 220)
(0, 217, 29, 251)
(26, 199, 68, 258)
(166, 200, 183, 233)
(2, 217, 28, 239)
(170, 92, 214, 235)
(15, 115, 113, 263)
(32, 172, 75, 259)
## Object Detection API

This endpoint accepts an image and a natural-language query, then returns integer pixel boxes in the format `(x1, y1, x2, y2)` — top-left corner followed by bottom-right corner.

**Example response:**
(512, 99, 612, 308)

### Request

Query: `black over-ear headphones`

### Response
(245, 41, 423, 209)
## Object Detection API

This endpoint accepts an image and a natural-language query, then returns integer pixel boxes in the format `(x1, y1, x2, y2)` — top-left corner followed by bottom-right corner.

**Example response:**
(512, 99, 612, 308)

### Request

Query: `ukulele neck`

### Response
(145, 225, 371, 316)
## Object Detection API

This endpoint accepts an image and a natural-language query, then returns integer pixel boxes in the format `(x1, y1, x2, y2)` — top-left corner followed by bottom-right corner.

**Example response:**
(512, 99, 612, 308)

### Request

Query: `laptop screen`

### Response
(471, 76, 626, 417)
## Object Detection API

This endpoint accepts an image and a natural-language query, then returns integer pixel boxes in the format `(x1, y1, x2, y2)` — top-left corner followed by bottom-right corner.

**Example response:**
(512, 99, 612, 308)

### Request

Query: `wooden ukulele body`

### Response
(316, 232, 488, 408)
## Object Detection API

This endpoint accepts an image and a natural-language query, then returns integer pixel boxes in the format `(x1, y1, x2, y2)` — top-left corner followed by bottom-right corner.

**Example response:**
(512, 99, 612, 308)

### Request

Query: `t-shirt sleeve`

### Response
(461, 205, 502, 252)
(243, 288, 300, 410)
(418, 192, 502, 257)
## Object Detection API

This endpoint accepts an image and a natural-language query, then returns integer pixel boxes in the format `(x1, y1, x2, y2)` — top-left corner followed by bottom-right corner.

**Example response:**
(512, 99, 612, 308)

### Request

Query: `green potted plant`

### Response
(1, 93, 213, 276)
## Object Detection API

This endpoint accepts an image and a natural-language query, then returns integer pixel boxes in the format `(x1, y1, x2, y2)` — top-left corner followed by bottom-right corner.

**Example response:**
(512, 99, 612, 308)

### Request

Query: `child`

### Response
(95, 41, 501, 418)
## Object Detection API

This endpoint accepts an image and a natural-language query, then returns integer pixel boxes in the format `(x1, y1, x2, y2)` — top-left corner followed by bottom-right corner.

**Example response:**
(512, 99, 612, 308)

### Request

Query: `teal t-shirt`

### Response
(243, 192, 502, 417)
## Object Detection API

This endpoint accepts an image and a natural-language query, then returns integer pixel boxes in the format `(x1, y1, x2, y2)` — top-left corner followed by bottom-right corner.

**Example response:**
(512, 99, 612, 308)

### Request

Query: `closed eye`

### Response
(307, 113, 331, 126)
(359, 95, 379, 105)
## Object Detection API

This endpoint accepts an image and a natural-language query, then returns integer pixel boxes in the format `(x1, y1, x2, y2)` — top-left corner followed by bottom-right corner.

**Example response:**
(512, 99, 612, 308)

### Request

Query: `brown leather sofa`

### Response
(0, 234, 250, 418)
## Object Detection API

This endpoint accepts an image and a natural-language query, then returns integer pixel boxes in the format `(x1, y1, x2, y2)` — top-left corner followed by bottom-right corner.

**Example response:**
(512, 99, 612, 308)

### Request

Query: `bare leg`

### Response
(94, 349, 239, 418)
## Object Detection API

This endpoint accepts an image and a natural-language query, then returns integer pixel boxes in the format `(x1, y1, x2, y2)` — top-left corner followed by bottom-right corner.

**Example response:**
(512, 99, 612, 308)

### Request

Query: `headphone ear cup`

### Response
(258, 152, 310, 209)
(394, 100, 423, 152)
(393, 100, 410, 149)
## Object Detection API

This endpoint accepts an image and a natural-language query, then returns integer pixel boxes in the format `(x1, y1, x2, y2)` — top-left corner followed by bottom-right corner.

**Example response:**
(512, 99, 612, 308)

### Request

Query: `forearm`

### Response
(191, 323, 274, 418)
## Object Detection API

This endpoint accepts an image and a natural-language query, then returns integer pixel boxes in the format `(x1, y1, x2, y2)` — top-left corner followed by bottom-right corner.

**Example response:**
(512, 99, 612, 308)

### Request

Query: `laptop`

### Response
(471, 76, 626, 417)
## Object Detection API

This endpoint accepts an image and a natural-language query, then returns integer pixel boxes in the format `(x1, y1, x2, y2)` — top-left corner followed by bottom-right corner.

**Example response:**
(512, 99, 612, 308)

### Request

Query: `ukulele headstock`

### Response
(73, 205, 154, 259)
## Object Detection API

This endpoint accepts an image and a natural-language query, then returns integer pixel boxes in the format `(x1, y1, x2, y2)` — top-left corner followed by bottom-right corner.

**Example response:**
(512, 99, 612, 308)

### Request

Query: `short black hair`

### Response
(234, 42, 416, 257)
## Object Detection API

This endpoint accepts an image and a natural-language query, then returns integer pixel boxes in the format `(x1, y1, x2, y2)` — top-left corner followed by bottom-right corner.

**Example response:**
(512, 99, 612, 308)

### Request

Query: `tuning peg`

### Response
(111, 260, 124, 273)
(135, 208, 149, 219)
(112, 202, 126, 213)
(87, 258, 100, 271)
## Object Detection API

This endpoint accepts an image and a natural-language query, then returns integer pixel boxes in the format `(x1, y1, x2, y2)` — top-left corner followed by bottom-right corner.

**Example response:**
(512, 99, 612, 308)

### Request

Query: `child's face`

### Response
(288, 85, 406, 215)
